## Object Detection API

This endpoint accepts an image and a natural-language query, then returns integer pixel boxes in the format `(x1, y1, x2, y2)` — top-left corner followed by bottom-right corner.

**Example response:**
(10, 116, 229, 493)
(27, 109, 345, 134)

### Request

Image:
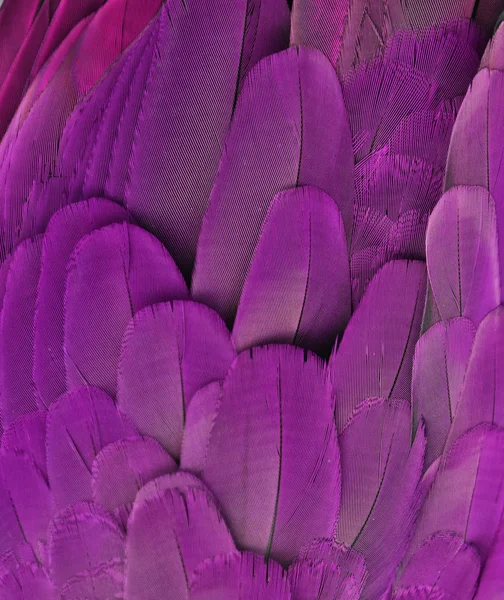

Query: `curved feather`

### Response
(474, 516, 504, 600)
(125, 484, 236, 600)
(0, 236, 42, 427)
(117, 300, 235, 458)
(408, 424, 504, 563)
(64, 222, 187, 397)
(412, 318, 476, 467)
(34, 199, 129, 409)
(396, 532, 480, 600)
(232, 186, 351, 356)
(288, 540, 367, 600)
(426, 186, 500, 325)
(92, 436, 177, 525)
(182, 345, 340, 565)
(48, 502, 124, 589)
(192, 46, 353, 326)
(480, 21, 504, 70)
(445, 306, 504, 451)
(0, 412, 47, 477)
(329, 260, 426, 431)
(59, 558, 124, 600)
(444, 69, 504, 297)
(354, 423, 426, 600)
(191, 552, 291, 600)
(46, 387, 136, 508)
(337, 397, 412, 545)
(0, 564, 55, 600)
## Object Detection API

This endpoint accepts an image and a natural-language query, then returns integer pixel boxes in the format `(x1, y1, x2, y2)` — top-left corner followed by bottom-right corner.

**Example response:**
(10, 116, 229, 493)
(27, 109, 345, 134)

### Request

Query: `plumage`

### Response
(329, 261, 426, 431)
(426, 186, 500, 324)
(64, 222, 188, 397)
(191, 552, 291, 600)
(408, 424, 504, 563)
(192, 46, 353, 325)
(117, 300, 236, 458)
(125, 483, 236, 600)
(46, 387, 136, 508)
(34, 198, 129, 408)
(0, 563, 55, 600)
(445, 306, 504, 450)
(395, 532, 480, 600)
(288, 540, 367, 600)
(181, 345, 340, 565)
(92, 436, 177, 525)
(232, 186, 351, 356)
(0, 236, 42, 427)
(475, 516, 504, 600)
(412, 318, 476, 467)
(47, 502, 124, 589)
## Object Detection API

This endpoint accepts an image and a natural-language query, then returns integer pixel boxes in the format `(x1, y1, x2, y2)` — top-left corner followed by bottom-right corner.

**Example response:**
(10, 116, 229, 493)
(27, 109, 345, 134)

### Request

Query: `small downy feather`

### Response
(445, 306, 504, 451)
(329, 261, 426, 431)
(92, 436, 177, 526)
(117, 300, 236, 458)
(192, 46, 353, 326)
(408, 424, 504, 563)
(47, 502, 124, 589)
(426, 186, 500, 325)
(64, 222, 188, 398)
(46, 387, 136, 508)
(181, 345, 340, 565)
(288, 540, 367, 600)
(232, 186, 351, 356)
(0, 236, 42, 427)
(191, 552, 291, 600)
(34, 198, 129, 409)
(125, 483, 236, 600)
(395, 532, 480, 600)
(412, 318, 476, 467)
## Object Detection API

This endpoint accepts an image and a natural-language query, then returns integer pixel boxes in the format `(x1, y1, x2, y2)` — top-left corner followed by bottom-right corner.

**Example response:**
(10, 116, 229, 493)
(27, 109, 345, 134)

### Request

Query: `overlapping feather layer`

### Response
(0, 1, 503, 599)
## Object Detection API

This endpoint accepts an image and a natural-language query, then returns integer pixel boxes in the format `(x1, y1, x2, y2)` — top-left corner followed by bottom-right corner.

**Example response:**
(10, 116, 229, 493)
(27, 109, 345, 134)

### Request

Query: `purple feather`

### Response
(0, 236, 42, 427)
(288, 540, 367, 600)
(426, 186, 500, 324)
(232, 186, 351, 356)
(330, 260, 426, 431)
(47, 502, 124, 589)
(64, 222, 187, 397)
(181, 345, 340, 565)
(34, 198, 130, 409)
(46, 387, 136, 508)
(412, 318, 476, 467)
(192, 46, 353, 325)
(191, 551, 291, 599)
(445, 306, 504, 451)
(475, 516, 504, 600)
(408, 424, 504, 563)
(125, 482, 236, 600)
(59, 558, 124, 600)
(0, 563, 55, 600)
(92, 436, 177, 526)
(117, 300, 235, 458)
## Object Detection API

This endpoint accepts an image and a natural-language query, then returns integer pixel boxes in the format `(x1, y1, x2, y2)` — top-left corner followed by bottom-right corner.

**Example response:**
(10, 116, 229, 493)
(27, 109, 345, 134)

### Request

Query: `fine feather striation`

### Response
(117, 300, 236, 459)
(412, 318, 476, 468)
(181, 345, 340, 565)
(232, 186, 351, 357)
(192, 46, 353, 326)
(63, 222, 188, 398)
(329, 260, 426, 431)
